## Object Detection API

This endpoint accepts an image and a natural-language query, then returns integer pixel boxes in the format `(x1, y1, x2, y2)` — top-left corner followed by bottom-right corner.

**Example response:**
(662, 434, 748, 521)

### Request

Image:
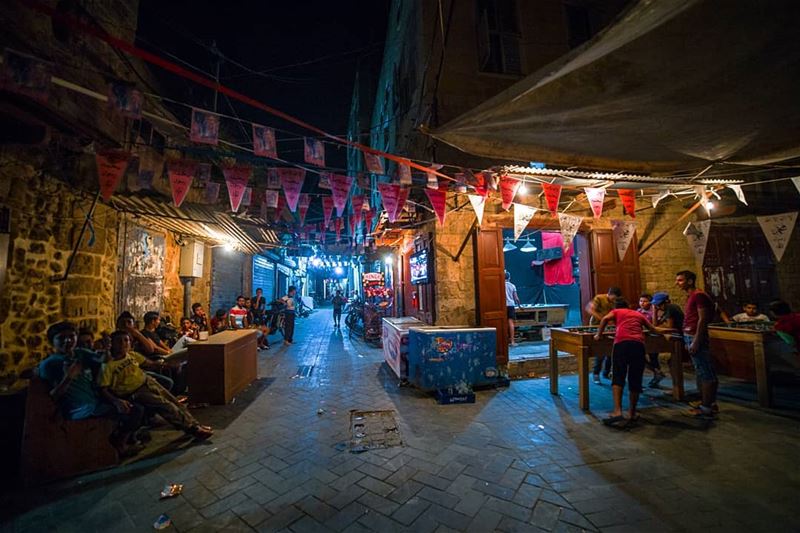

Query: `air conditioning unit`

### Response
(179, 240, 204, 277)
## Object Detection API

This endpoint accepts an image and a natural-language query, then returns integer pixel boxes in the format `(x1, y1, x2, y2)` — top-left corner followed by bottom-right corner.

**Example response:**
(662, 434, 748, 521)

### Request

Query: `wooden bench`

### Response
(20, 377, 118, 486)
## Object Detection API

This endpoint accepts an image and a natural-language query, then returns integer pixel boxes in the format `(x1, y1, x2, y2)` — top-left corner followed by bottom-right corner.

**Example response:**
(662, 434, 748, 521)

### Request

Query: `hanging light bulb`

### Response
(520, 237, 538, 253)
(502, 238, 517, 252)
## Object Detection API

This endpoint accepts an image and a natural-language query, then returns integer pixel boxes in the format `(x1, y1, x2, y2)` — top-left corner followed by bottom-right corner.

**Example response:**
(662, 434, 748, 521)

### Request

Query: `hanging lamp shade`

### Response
(502, 238, 517, 252)
(520, 237, 537, 252)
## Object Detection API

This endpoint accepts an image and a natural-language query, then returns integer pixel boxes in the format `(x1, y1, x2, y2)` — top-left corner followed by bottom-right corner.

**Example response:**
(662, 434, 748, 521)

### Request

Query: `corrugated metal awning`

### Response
(111, 194, 279, 255)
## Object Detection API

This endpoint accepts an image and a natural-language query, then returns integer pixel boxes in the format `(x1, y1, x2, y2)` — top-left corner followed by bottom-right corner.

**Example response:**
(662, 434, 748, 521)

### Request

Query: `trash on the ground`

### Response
(231, 398, 236, 404)
(159, 484, 183, 499)
(153, 514, 171, 530)
(537, 424, 545, 429)
(334, 442, 348, 451)
(203, 447, 218, 456)
(355, 432, 366, 438)
(317, 408, 325, 415)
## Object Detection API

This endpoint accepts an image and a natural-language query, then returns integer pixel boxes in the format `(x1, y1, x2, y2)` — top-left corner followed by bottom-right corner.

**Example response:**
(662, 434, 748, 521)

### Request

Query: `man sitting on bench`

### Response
(38, 321, 144, 457)
(98, 331, 213, 441)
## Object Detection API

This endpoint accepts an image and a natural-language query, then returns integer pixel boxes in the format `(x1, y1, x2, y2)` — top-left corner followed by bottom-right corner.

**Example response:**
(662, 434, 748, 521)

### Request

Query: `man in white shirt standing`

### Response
(505, 271, 521, 347)
(281, 286, 297, 346)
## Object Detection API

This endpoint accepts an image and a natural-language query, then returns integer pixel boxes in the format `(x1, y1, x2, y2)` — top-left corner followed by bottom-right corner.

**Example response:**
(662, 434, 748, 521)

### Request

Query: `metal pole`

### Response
(52, 189, 101, 282)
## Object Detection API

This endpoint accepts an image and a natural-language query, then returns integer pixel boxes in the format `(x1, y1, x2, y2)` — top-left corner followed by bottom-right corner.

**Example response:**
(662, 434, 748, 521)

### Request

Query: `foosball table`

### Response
(708, 322, 782, 407)
(549, 326, 685, 410)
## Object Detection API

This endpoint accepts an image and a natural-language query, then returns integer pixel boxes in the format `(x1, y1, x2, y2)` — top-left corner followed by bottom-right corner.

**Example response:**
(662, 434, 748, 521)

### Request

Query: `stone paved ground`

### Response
(3, 310, 799, 532)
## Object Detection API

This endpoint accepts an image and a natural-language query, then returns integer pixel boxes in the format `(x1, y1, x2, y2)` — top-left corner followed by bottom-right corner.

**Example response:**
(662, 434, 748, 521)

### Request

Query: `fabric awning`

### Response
(432, 0, 800, 174)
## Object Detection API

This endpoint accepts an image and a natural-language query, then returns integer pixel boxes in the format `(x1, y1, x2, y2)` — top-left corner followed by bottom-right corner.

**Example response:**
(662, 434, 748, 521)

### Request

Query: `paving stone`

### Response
(326, 485, 368, 510)
(424, 504, 472, 531)
(242, 482, 280, 506)
(356, 462, 394, 481)
(412, 471, 451, 491)
(199, 492, 250, 519)
(417, 486, 460, 509)
(295, 495, 338, 523)
(356, 475, 395, 497)
(387, 479, 424, 504)
(324, 501, 371, 532)
(385, 465, 418, 487)
(465, 508, 504, 532)
(391, 496, 431, 525)
(357, 490, 401, 516)
(530, 500, 562, 531)
(497, 516, 545, 532)
(231, 498, 272, 528)
(472, 478, 516, 501)
(289, 514, 333, 533)
(187, 510, 253, 532)
(483, 496, 533, 522)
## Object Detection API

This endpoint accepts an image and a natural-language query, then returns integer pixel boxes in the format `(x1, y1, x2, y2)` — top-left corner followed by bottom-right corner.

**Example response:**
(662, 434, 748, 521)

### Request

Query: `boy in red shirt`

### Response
(595, 299, 668, 425)
(769, 300, 800, 350)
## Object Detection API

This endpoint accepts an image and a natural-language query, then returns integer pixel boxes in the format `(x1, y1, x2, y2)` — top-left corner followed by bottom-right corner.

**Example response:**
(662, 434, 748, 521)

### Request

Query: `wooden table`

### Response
(708, 324, 777, 407)
(187, 329, 258, 405)
(549, 326, 685, 410)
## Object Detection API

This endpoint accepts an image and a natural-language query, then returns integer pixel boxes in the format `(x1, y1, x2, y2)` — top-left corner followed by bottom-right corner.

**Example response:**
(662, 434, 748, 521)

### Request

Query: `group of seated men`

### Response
(38, 309, 214, 458)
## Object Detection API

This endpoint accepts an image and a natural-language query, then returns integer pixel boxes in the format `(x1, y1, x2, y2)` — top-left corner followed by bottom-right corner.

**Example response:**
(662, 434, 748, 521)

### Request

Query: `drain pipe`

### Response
(181, 277, 193, 318)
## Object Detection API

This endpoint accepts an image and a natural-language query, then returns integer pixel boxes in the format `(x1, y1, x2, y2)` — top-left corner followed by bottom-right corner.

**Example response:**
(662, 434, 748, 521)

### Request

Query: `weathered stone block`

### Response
(64, 276, 102, 295)
(64, 296, 87, 317)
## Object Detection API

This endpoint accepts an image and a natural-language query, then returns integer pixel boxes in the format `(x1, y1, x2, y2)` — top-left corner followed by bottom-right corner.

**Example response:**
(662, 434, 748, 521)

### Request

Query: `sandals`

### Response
(602, 415, 626, 426)
(188, 425, 214, 441)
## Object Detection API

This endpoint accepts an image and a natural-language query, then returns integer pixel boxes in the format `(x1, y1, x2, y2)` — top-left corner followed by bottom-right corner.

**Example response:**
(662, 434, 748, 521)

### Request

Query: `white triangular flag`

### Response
(513, 204, 537, 241)
(557, 212, 583, 250)
(792, 177, 800, 195)
(757, 211, 798, 262)
(611, 219, 637, 261)
(584, 187, 605, 218)
(695, 185, 711, 212)
(685, 219, 711, 265)
(468, 194, 486, 226)
(652, 190, 670, 208)
(727, 184, 747, 205)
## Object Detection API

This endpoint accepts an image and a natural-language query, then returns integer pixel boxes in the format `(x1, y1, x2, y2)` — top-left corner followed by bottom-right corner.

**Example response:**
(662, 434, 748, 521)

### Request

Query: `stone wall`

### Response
(433, 204, 477, 327)
(0, 155, 120, 378)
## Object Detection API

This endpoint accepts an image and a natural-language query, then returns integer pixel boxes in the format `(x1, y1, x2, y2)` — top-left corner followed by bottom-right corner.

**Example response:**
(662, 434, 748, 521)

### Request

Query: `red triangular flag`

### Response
(322, 196, 334, 228)
(297, 193, 310, 225)
(95, 150, 130, 202)
(617, 189, 637, 218)
(334, 217, 343, 240)
(222, 165, 251, 212)
(377, 182, 410, 223)
(273, 194, 284, 222)
(542, 182, 562, 216)
(364, 209, 374, 233)
(168, 160, 196, 208)
(425, 187, 447, 225)
(351, 194, 364, 226)
(330, 174, 353, 217)
(278, 168, 306, 212)
(499, 176, 521, 211)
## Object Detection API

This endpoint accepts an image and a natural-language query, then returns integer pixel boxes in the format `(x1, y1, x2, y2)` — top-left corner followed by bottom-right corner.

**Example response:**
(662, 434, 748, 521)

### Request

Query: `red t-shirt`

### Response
(229, 306, 248, 328)
(611, 308, 648, 344)
(683, 290, 713, 335)
(775, 313, 800, 347)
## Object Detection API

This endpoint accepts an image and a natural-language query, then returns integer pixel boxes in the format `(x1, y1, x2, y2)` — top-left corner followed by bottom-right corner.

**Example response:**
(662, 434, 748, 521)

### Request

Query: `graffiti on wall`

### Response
(121, 225, 165, 321)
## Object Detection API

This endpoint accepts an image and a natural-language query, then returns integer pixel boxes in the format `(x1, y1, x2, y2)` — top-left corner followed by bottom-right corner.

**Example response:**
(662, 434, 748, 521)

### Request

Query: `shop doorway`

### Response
(474, 225, 641, 364)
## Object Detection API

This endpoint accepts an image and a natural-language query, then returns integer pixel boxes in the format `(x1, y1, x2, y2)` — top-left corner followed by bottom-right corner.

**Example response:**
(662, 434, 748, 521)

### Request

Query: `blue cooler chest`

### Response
(407, 327, 498, 391)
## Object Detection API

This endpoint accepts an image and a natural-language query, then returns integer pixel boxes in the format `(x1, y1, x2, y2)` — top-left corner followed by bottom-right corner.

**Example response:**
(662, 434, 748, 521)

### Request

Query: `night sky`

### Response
(136, 0, 390, 167)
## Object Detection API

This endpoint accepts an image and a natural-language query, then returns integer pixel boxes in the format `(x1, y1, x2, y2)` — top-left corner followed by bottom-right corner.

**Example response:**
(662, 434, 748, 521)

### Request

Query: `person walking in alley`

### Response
(505, 271, 521, 347)
(595, 299, 668, 426)
(676, 270, 719, 418)
(332, 290, 346, 329)
(281, 286, 298, 345)
(586, 286, 622, 383)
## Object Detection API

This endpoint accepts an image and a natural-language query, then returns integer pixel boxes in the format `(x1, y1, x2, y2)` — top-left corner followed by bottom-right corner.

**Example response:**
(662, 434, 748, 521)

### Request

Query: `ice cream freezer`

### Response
(407, 326, 499, 391)
(382, 317, 426, 379)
